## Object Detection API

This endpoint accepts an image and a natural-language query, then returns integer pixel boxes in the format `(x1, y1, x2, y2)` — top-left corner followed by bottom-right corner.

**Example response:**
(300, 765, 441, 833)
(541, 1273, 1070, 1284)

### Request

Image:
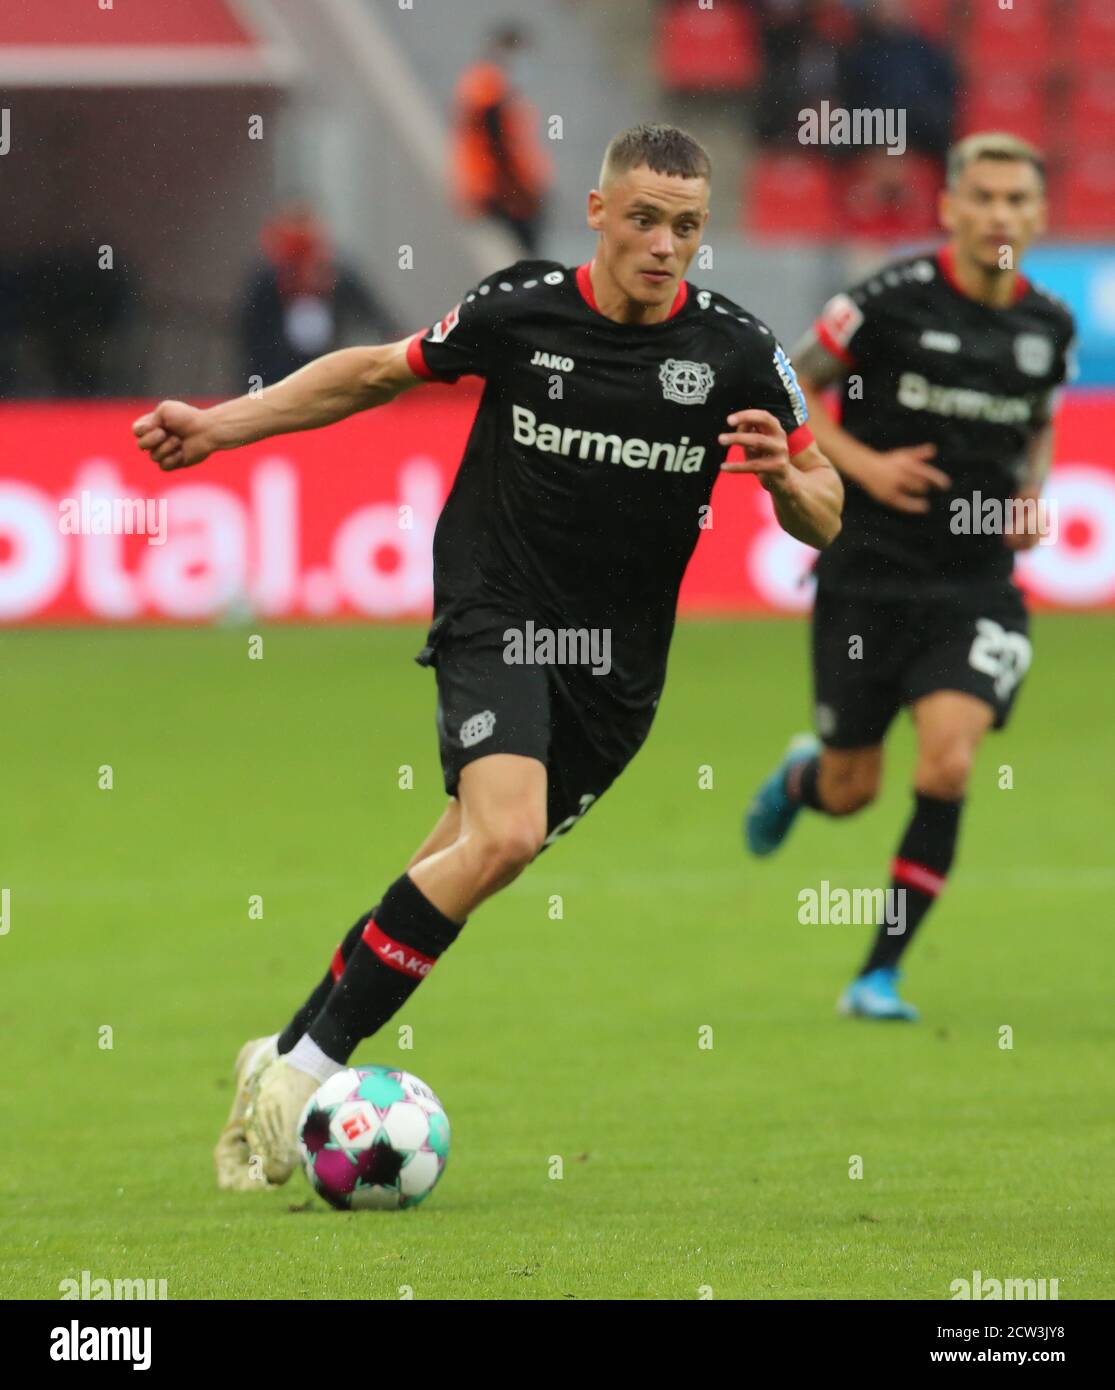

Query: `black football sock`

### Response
(786, 755, 824, 811)
(859, 793, 963, 976)
(307, 874, 463, 1065)
(275, 908, 378, 1055)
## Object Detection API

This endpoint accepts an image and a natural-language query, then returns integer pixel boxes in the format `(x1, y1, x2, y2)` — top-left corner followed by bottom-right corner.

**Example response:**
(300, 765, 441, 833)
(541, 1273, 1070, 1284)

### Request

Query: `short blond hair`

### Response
(599, 123, 712, 190)
(947, 132, 1046, 190)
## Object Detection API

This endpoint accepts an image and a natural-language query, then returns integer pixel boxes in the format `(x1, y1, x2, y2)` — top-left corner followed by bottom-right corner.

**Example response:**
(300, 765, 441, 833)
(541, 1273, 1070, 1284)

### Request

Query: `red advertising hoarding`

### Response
(2, 389, 1114, 624)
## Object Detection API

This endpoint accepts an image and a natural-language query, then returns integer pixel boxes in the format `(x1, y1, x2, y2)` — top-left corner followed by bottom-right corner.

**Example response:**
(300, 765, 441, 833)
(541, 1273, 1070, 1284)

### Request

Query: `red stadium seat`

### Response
(965, 0, 1052, 72)
(957, 73, 1048, 148)
(1054, 153, 1115, 236)
(656, 0, 760, 93)
(1067, 0, 1115, 66)
(836, 152, 941, 242)
(1066, 72, 1115, 150)
(744, 153, 837, 239)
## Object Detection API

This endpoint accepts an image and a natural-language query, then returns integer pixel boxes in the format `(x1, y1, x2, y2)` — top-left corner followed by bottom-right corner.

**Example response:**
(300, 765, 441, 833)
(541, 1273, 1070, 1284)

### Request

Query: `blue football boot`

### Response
(744, 733, 820, 856)
(838, 966, 919, 1021)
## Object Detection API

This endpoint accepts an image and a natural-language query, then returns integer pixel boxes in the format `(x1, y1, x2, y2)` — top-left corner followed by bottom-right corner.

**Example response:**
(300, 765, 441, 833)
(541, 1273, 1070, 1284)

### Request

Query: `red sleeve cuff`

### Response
(787, 424, 814, 455)
(813, 318, 855, 368)
(405, 332, 439, 381)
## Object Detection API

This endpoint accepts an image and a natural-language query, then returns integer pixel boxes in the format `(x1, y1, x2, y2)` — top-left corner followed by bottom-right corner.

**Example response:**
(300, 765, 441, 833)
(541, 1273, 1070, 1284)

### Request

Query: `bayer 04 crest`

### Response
(659, 358, 715, 405)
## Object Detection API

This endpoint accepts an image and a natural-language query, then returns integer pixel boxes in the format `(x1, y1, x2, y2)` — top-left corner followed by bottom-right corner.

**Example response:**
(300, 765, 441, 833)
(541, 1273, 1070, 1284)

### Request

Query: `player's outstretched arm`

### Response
(793, 333, 950, 514)
(719, 410, 843, 549)
(132, 336, 423, 472)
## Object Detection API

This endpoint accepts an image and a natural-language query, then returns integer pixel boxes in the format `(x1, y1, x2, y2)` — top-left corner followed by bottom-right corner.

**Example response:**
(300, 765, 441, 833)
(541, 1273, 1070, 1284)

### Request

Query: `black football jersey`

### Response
(810, 247, 1076, 597)
(407, 259, 814, 712)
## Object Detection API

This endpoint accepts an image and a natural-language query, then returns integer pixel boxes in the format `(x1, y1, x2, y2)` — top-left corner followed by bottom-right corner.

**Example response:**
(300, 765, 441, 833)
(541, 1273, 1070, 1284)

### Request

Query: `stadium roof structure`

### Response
(0, 0, 297, 87)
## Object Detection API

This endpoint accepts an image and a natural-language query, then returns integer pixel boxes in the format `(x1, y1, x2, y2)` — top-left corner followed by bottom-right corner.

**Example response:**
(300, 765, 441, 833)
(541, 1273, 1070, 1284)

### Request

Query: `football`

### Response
(297, 1066, 450, 1211)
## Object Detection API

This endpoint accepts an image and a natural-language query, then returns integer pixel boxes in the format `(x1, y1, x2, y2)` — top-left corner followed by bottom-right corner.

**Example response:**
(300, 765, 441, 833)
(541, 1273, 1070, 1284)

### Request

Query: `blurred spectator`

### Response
(838, 0, 956, 159)
(19, 247, 137, 397)
(0, 265, 23, 398)
(239, 204, 397, 388)
(752, 0, 842, 146)
(450, 23, 552, 255)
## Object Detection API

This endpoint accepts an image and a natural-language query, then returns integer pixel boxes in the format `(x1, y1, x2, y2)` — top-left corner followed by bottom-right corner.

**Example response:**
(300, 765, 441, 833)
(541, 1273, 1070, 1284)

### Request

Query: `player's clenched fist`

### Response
(132, 400, 215, 471)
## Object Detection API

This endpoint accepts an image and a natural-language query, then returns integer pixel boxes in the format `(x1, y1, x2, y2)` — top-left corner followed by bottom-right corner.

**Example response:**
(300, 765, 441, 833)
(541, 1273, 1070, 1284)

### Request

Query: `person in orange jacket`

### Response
(451, 24, 552, 254)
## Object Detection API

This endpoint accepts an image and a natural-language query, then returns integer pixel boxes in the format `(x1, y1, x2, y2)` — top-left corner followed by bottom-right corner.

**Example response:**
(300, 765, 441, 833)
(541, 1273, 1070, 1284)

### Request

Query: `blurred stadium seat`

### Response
(744, 152, 837, 240)
(1066, 71, 1115, 151)
(1055, 152, 1115, 236)
(965, 0, 1052, 73)
(837, 151, 941, 243)
(656, 0, 760, 93)
(1069, 0, 1115, 65)
(958, 73, 1048, 149)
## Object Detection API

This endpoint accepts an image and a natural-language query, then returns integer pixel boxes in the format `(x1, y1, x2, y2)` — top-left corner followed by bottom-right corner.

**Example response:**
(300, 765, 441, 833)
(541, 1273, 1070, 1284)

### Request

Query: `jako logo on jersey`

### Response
(773, 346, 809, 426)
(428, 304, 460, 345)
(897, 373, 1032, 424)
(460, 710, 496, 747)
(531, 350, 574, 372)
(659, 358, 715, 405)
(511, 404, 706, 472)
(920, 329, 961, 353)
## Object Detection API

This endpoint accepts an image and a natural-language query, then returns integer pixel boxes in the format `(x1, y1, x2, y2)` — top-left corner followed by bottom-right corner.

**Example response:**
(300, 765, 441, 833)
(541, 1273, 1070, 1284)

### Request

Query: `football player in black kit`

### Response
(132, 124, 843, 1188)
(745, 134, 1076, 1022)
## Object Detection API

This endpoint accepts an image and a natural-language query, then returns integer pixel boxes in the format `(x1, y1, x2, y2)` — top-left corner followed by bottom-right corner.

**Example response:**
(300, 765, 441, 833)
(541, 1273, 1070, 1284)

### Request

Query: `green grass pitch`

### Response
(2, 615, 1112, 1300)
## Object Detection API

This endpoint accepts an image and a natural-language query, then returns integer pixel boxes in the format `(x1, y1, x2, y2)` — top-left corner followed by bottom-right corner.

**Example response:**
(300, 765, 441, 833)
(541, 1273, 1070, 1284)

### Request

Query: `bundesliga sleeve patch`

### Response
(405, 297, 475, 381)
(428, 302, 461, 345)
(815, 292, 864, 363)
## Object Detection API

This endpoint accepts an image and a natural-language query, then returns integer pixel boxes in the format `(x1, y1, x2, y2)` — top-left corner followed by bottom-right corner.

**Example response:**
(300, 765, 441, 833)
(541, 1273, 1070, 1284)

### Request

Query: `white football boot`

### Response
(213, 1034, 278, 1191)
(244, 1056, 321, 1185)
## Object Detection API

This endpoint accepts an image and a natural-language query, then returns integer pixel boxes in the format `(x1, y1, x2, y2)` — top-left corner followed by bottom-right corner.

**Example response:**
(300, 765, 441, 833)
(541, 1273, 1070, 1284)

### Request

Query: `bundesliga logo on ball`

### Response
(297, 1066, 450, 1211)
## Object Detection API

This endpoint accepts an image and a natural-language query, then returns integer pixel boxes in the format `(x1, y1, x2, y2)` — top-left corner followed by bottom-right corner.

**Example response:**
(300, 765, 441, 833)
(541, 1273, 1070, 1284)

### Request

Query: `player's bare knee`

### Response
(825, 779, 878, 816)
(468, 819, 546, 890)
(917, 747, 974, 800)
(819, 756, 880, 816)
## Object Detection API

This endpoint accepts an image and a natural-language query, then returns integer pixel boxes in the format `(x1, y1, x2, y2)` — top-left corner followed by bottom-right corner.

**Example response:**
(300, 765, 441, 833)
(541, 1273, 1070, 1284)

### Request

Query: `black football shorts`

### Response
(811, 585, 1032, 748)
(415, 605, 656, 843)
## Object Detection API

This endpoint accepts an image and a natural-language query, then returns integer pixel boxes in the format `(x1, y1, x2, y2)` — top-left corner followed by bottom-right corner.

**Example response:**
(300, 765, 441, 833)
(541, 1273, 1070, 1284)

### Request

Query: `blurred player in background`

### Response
(133, 123, 842, 1189)
(745, 133, 1076, 1020)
